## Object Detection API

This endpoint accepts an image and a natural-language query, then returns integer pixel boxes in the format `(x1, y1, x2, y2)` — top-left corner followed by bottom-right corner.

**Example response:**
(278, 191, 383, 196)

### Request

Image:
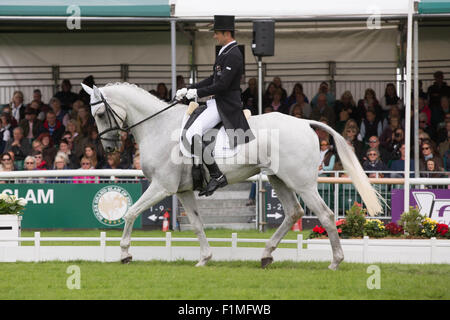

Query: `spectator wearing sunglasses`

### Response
(362, 148, 388, 177)
(419, 140, 444, 172)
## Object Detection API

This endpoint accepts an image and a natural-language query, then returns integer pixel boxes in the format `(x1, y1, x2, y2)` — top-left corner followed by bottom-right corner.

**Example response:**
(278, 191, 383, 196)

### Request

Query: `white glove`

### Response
(186, 89, 197, 100)
(175, 88, 187, 100)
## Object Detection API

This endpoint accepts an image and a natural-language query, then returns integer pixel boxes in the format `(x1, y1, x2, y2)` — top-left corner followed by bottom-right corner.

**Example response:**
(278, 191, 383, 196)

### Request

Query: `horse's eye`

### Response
(97, 113, 105, 119)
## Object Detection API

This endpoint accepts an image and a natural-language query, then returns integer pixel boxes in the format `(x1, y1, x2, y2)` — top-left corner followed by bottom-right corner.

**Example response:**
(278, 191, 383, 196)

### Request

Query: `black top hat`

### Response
(211, 15, 235, 31)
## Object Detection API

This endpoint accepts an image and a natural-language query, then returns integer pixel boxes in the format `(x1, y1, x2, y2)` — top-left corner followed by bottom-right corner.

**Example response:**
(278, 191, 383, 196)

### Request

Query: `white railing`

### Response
(1, 232, 450, 264)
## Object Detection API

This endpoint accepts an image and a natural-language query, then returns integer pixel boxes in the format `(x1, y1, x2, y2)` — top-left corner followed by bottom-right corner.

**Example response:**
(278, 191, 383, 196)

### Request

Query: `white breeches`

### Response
(185, 99, 222, 143)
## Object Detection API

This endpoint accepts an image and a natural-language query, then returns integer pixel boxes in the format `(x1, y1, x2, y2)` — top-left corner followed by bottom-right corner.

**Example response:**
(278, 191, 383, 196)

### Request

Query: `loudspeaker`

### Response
(252, 20, 275, 57)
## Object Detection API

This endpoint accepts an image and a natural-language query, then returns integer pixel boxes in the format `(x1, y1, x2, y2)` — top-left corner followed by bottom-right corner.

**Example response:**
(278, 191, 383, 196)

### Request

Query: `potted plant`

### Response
(0, 193, 27, 246)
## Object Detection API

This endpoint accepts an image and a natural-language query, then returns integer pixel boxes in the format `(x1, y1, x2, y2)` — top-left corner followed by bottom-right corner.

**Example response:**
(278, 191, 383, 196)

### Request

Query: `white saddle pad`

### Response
(179, 111, 241, 159)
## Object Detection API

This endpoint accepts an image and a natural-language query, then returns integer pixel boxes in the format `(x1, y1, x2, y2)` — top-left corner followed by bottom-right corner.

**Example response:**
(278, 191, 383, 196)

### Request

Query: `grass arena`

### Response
(1, 0, 450, 303)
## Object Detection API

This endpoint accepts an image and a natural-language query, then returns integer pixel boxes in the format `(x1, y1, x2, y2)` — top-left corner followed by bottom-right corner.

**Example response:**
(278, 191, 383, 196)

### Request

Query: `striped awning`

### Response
(0, 0, 171, 17)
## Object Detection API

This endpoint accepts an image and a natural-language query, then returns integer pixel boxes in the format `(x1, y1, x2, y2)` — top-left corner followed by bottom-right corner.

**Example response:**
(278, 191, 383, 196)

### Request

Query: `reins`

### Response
(90, 94, 180, 141)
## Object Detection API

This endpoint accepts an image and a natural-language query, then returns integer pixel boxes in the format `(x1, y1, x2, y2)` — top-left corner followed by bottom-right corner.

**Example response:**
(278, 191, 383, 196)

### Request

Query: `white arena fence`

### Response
(1, 232, 450, 264)
(0, 169, 448, 221)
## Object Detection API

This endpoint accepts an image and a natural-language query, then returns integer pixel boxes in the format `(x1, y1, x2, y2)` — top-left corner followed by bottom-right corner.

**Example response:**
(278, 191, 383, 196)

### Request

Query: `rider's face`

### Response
(213, 31, 227, 46)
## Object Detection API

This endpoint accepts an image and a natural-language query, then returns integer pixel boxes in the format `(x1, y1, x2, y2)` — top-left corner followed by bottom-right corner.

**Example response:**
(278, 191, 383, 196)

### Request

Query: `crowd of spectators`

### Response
(242, 71, 450, 178)
(0, 76, 139, 183)
(1, 70, 449, 184)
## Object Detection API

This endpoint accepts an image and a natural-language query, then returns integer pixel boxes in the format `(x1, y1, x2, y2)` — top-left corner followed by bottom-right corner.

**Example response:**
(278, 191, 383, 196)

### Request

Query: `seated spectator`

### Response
(363, 135, 391, 164)
(84, 126, 106, 166)
(20, 155, 39, 183)
(5, 127, 32, 168)
(382, 105, 404, 129)
(48, 152, 71, 184)
(314, 116, 334, 149)
(76, 105, 95, 137)
(19, 107, 44, 142)
(36, 132, 57, 168)
(318, 139, 335, 176)
(54, 79, 79, 111)
(28, 100, 46, 121)
(103, 151, 123, 169)
(379, 115, 402, 150)
(118, 131, 135, 169)
(358, 108, 383, 143)
(268, 88, 288, 113)
(8, 90, 26, 124)
(342, 119, 364, 162)
(155, 82, 170, 102)
(419, 112, 437, 142)
(386, 128, 405, 161)
(286, 82, 309, 106)
(263, 106, 274, 113)
(69, 99, 84, 121)
(362, 148, 388, 177)
(288, 92, 311, 119)
(43, 110, 65, 144)
(311, 82, 335, 110)
(73, 157, 98, 184)
(83, 144, 103, 169)
(242, 78, 258, 115)
(49, 97, 69, 127)
(443, 149, 450, 172)
(272, 76, 288, 102)
(433, 96, 450, 132)
(379, 83, 403, 120)
(290, 104, 304, 119)
(437, 115, 450, 154)
(427, 71, 450, 112)
(334, 91, 357, 123)
(419, 139, 444, 172)
(27, 89, 50, 118)
(311, 93, 336, 126)
(356, 88, 382, 124)
(32, 150, 48, 170)
(0, 112, 13, 153)
(422, 158, 445, 179)
(0, 152, 15, 171)
(389, 143, 415, 178)
(57, 138, 78, 169)
(418, 96, 432, 126)
(262, 82, 276, 108)
(79, 75, 95, 106)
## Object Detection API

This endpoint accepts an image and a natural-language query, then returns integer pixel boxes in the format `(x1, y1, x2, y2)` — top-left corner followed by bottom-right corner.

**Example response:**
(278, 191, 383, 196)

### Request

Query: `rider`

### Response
(177, 15, 255, 196)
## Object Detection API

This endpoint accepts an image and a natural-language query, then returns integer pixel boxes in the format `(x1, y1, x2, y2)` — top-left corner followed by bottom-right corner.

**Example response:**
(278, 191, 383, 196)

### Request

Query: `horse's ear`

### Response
(92, 85, 102, 100)
(81, 83, 93, 96)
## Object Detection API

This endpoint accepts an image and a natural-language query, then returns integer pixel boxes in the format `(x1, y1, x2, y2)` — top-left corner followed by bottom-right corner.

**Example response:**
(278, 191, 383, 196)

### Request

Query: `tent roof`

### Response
(419, 0, 450, 14)
(0, 0, 171, 17)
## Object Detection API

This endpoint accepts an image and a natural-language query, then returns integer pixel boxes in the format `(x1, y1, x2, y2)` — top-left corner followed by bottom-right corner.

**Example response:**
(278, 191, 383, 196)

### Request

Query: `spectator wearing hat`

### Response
(19, 107, 44, 142)
(54, 79, 79, 111)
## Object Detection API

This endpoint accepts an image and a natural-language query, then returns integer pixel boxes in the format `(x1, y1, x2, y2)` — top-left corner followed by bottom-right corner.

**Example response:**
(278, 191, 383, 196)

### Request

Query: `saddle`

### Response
(179, 102, 251, 191)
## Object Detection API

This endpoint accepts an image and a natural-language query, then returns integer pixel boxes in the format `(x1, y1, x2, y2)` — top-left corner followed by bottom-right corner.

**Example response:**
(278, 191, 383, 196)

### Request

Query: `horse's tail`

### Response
(307, 120, 384, 216)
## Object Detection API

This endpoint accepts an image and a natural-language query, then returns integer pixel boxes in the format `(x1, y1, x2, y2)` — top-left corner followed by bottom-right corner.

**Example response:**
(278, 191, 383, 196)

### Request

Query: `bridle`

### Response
(89, 93, 180, 142)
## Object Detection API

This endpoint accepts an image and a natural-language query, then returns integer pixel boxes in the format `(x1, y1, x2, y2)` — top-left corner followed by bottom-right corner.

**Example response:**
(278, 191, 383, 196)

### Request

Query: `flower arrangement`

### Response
(307, 204, 450, 240)
(0, 194, 27, 215)
(364, 219, 386, 238)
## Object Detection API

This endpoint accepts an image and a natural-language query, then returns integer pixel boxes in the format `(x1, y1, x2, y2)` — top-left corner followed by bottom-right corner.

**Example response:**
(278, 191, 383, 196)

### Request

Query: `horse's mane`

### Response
(103, 82, 168, 109)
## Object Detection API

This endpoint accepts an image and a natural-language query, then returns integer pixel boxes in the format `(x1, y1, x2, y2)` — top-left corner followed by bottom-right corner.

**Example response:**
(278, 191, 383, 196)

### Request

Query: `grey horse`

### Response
(81, 82, 383, 270)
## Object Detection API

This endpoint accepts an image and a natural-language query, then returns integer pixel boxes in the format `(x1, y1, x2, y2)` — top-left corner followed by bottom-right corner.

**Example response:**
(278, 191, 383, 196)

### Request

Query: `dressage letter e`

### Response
(366, 265, 381, 290)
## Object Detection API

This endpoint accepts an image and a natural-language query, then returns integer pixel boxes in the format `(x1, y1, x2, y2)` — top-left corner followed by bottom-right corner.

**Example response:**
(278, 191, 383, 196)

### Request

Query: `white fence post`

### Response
(34, 232, 40, 263)
(430, 237, 436, 263)
(231, 233, 238, 260)
(100, 232, 106, 262)
(166, 232, 172, 261)
(297, 234, 303, 261)
(363, 236, 369, 263)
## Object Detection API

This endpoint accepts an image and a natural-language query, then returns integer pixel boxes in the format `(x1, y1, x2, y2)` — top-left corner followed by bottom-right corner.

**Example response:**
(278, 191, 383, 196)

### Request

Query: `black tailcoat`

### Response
(190, 42, 255, 148)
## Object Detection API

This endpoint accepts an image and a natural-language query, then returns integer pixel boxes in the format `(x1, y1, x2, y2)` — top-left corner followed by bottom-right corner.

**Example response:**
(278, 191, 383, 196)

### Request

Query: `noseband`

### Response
(89, 93, 180, 142)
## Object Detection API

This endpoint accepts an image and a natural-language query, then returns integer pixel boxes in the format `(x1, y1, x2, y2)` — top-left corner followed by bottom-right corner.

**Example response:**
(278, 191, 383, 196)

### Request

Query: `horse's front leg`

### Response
(176, 190, 212, 266)
(120, 180, 170, 263)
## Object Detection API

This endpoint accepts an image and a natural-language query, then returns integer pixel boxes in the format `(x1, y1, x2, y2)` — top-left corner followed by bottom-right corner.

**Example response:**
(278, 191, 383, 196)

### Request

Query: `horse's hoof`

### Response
(261, 257, 273, 269)
(121, 256, 132, 264)
(195, 253, 212, 267)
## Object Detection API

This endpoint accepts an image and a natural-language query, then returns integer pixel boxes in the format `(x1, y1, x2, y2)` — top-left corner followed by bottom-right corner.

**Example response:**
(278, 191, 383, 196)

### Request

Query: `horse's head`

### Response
(81, 83, 126, 153)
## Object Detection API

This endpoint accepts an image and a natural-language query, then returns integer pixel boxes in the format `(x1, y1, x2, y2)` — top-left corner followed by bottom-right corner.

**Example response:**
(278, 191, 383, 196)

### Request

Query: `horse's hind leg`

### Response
(176, 191, 212, 266)
(120, 180, 170, 263)
(298, 188, 344, 270)
(261, 175, 305, 268)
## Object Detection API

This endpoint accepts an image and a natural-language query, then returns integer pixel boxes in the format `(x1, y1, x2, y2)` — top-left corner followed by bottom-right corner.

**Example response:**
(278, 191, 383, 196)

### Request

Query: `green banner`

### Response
(0, 183, 142, 229)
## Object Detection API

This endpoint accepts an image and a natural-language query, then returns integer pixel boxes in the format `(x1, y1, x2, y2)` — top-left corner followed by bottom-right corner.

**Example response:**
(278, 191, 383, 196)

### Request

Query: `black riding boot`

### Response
(191, 134, 228, 196)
